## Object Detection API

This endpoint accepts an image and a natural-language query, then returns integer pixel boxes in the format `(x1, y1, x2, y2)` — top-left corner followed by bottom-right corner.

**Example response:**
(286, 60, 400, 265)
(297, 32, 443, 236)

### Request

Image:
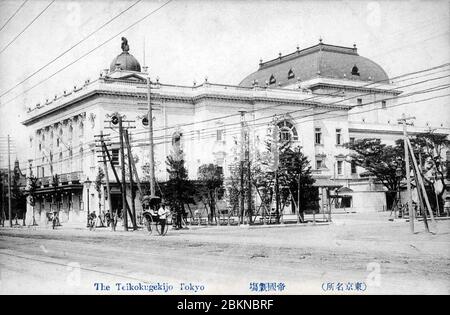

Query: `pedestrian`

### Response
(158, 203, 170, 235)
(444, 196, 450, 217)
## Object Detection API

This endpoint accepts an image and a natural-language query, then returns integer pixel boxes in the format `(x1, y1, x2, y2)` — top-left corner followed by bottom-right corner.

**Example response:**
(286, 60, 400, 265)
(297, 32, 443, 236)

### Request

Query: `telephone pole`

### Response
(239, 111, 246, 225)
(147, 77, 156, 197)
(96, 131, 114, 231)
(269, 122, 280, 224)
(398, 114, 415, 234)
(7, 134, 12, 227)
(118, 116, 128, 231)
(246, 120, 252, 225)
(125, 129, 137, 230)
(297, 166, 301, 224)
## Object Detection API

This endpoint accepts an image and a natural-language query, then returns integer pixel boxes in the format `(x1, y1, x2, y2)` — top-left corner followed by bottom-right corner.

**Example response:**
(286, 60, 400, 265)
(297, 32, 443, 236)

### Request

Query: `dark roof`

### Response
(313, 178, 343, 188)
(110, 51, 141, 72)
(239, 43, 389, 87)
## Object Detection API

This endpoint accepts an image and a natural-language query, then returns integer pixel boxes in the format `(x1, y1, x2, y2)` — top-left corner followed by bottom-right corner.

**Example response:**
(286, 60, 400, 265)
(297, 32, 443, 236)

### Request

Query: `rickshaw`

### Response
(141, 195, 170, 235)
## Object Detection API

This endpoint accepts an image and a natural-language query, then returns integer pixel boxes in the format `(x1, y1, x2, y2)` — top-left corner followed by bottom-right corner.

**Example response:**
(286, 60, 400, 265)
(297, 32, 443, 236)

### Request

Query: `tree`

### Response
(162, 149, 195, 228)
(401, 132, 450, 211)
(226, 161, 266, 222)
(257, 125, 318, 220)
(344, 138, 404, 195)
(278, 146, 318, 218)
(197, 164, 224, 223)
(11, 167, 26, 222)
(26, 175, 39, 225)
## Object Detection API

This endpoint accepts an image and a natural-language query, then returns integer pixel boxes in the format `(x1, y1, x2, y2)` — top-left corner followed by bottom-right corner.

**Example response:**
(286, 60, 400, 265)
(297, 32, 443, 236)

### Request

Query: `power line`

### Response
(0, 0, 174, 108)
(106, 65, 450, 141)
(0, 0, 56, 55)
(0, 0, 143, 99)
(17, 84, 450, 170)
(9, 66, 450, 168)
(0, 0, 28, 33)
(28, 67, 450, 164)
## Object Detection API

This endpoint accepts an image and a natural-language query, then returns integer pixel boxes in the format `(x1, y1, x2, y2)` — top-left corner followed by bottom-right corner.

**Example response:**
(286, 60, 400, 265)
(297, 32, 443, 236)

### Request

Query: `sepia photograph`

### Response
(0, 0, 449, 298)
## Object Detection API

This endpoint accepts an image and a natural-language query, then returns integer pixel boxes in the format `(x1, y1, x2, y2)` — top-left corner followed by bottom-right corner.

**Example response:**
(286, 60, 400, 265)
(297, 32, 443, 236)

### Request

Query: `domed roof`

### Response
(239, 42, 389, 87)
(109, 37, 141, 72)
(110, 52, 141, 72)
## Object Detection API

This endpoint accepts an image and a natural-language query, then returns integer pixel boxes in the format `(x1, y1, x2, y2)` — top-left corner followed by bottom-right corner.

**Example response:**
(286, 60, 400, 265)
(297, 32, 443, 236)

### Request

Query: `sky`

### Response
(0, 0, 449, 166)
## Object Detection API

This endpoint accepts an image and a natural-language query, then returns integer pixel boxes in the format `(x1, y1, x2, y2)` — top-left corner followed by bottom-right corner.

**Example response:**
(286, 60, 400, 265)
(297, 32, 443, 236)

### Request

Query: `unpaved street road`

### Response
(0, 212, 449, 294)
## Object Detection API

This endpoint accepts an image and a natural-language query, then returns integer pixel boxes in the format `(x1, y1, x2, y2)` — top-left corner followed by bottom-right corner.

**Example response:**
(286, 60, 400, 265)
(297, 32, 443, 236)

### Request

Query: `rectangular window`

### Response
(337, 161, 343, 175)
(315, 128, 322, 144)
(336, 128, 342, 145)
(351, 161, 357, 174)
(350, 137, 355, 144)
(357, 98, 362, 105)
(216, 129, 224, 141)
(381, 100, 386, 109)
(316, 160, 322, 169)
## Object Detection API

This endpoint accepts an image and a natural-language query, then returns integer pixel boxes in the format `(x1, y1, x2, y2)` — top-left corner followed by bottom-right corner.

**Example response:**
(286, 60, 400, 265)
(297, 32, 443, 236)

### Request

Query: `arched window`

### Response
(277, 120, 298, 143)
(171, 131, 183, 156)
(269, 74, 276, 85)
(351, 65, 360, 76)
(288, 69, 295, 79)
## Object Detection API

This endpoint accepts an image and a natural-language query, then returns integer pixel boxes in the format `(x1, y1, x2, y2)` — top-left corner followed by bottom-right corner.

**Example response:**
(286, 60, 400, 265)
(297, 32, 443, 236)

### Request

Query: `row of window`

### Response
(356, 98, 387, 108)
(315, 159, 357, 175)
(267, 69, 296, 85)
(267, 66, 366, 85)
(37, 123, 83, 151)
(315, 128, 343, 145)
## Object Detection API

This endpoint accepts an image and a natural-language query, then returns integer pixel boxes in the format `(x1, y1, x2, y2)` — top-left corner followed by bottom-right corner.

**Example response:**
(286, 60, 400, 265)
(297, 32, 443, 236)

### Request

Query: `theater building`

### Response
(22, 39, 445, 225)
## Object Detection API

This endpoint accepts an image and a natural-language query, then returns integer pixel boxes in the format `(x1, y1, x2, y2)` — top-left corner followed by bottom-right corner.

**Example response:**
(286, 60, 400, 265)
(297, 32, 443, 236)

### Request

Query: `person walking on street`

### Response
(158, 204, 170, 235)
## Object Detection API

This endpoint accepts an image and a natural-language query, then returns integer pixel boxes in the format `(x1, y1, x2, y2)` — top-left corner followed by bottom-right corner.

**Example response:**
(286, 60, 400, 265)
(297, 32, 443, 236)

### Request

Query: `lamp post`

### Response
(84, 177, 92, 228)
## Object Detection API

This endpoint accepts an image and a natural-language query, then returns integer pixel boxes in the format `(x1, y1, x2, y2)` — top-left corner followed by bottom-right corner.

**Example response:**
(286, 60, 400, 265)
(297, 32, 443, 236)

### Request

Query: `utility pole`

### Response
(125, 129, 137, 230)
(239, 111, 246, 225)
(271, 123, 280, 224)
(1, 174, 5, 227)
(118, 116, 128, 231)
(297, 171, 301, 224)
(411, 160, 429, 232)
(96, 131, 114, 231)
(246, 121, 252, 225)
(398, 114, 415, 233)
(7, 134, 12, 227)
(147, 77, 156, 197)
(406, 137, 437, 227)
